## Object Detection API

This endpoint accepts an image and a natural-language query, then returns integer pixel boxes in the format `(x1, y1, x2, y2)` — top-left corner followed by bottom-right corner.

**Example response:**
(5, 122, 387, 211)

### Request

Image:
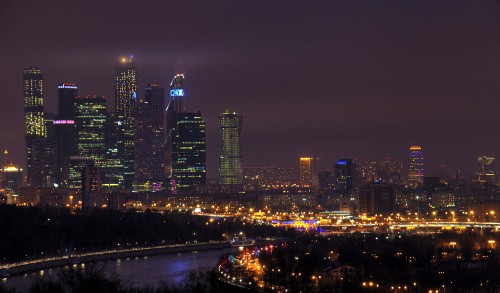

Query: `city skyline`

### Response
(2, 1, 500, 177)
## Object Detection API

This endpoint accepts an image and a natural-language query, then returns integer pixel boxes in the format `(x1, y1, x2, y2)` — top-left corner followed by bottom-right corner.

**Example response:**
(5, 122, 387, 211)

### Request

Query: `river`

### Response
(2, 247, 238, 292)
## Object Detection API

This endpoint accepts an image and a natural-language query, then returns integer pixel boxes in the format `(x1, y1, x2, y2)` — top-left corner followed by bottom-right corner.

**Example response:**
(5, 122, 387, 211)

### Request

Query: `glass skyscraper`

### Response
(218, 110, 243, 187)
(55, 83, 78, 187)
(165, 74, 185, 182)
(134, 84, 165, 191)
(115, 57, 137, 190)
(23, 67, 46, 187)
(70, 95, 107, 189)
(334, 158, 355, 191)
(171, 112, 206, 192)
(75, 95, 107, 165)
(102, 112, 125, 190)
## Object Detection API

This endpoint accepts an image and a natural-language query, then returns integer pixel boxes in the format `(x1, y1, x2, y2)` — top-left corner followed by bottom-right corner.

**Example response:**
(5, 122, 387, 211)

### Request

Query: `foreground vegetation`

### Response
(0, 204, 293, 262)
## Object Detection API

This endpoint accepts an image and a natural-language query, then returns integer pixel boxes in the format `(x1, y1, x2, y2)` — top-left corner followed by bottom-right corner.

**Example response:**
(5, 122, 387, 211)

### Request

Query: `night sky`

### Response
(1, 0, 500, 177)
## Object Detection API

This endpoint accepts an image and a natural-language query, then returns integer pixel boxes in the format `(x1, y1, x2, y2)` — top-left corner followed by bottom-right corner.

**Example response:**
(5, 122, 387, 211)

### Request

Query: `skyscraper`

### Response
(69, 95, 107, 189)
(134, 84, 165, 191)
(334, 158, 355, 191)
(55, 83, 78, 187)
(102, 113, 125, 190)
(171, 112, 206, 192)
(23, 67, 46, 187)
(407, 146, 424, 188)
(74, 95, 107, 165)
(218, 110, 243, 188)
(115, 56, 137, 190)
(43, 112, 59, 187)
(299, 157, 319, 188)
(477, 155, 495, 182)
(164, 74, 185, 182)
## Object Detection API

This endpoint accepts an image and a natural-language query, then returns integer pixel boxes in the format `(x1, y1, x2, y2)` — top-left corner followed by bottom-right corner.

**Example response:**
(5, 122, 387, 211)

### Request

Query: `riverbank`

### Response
(2, 241, 232, 277)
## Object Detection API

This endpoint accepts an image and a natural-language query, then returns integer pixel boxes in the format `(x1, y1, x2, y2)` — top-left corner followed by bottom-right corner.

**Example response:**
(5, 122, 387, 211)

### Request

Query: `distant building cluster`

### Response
(15, 59, 247, 208)
(0, 58, 498, 220)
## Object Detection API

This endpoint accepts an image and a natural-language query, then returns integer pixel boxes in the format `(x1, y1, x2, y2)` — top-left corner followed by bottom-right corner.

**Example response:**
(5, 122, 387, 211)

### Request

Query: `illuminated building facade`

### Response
(218, 110, 243, 187)
(299, 157, 319, 188)
(102, 113, 124, 190)
(407, 146, 424, 188)
(115, 57, 137, 190)
(72, 95, 107, 188)
(23, 67, 46, 187)
(165, 74, 185, 182)
(334, 158, 355, 191)
(0, 149, 23, 191)
(1, 164, 23, 191)
(55, 83, 78, 186)
(171, 112, 206, 191)
(134, 84, 165, 191)
(477, 156, 495, 182)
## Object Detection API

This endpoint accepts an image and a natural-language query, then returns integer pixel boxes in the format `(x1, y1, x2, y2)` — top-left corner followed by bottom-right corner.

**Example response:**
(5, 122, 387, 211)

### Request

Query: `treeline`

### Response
(0, 204, 292, 262)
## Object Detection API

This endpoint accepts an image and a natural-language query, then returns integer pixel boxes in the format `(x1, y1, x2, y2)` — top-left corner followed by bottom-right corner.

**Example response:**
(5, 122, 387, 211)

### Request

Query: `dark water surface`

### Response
(3, 248, 238, 292)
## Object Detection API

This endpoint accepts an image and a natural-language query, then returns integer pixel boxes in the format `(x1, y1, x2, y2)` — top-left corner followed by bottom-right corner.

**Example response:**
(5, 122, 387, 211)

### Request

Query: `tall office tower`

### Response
(218, 110, 243, 188)
(171, 112, 206, 192)
(23, 67, 46, 187)
(134, 84, 165, 191)
(43, 113, 59, 187)
(477, 156, 495, 182)
(55, 83, 78, 187)
(164, 74, 185, 181)
(69, 95, 107, 189)
(407, 146, 424, 188)
(299, 157, 319, 188)
(358, 182, 395, 216)
(74, 95, 107, 165)
(334, 158, 355, 191)
(102, 113, 125, 190)
(115, 56, 137, 190)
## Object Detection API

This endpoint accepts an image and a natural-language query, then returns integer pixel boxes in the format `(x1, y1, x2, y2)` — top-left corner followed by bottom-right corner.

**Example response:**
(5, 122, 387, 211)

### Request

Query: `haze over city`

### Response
(2, 1, 500, 176)
(1, 1, 500, 292)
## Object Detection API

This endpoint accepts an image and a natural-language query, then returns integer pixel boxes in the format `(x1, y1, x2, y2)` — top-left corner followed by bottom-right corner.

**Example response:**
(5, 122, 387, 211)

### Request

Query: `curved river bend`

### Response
(3, 248, 237, 292)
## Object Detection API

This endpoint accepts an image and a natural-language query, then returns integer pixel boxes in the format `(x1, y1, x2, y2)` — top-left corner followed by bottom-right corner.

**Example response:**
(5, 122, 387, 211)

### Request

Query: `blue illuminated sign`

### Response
(337, 160, 347, 165)
(170, 89, 184, 97)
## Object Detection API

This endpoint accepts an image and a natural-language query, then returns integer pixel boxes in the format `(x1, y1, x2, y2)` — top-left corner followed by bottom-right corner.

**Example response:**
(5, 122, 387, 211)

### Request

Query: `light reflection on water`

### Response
(5, 248, 236, 292)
